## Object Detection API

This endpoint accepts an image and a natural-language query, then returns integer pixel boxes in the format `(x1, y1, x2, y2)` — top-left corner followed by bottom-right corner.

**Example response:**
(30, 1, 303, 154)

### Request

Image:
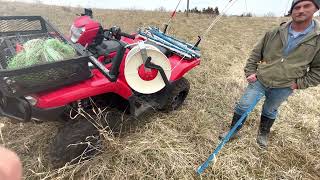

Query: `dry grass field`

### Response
(0, 1, 319, 179)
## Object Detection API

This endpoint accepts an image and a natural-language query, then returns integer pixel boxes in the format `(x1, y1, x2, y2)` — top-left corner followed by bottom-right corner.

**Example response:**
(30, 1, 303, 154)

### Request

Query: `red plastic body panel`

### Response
(36, 69, 132, 108)
(73, 16, 100, 46)
(168, 55, 200, 81)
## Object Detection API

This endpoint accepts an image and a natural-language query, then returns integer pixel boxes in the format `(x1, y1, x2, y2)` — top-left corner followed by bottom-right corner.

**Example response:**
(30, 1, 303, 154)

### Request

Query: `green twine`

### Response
(7, 38, 76, 69)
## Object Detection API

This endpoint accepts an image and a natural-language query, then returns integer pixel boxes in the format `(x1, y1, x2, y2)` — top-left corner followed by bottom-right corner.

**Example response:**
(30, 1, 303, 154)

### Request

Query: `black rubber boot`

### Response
(257, 115, 275, 148)
(219, 112, 246, 140)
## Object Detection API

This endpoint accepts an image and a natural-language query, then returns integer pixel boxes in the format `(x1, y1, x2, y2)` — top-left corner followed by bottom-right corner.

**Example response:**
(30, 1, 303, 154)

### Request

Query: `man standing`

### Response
(219, 0, 320, 148)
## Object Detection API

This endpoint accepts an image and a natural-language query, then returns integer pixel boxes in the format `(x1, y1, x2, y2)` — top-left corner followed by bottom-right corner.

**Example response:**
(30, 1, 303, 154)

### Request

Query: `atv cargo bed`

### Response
(0, 16, 91, 97)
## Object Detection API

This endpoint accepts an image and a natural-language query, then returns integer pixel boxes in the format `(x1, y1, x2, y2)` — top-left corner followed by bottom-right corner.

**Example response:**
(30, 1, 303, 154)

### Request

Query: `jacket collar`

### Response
(279, 19, 320, 45)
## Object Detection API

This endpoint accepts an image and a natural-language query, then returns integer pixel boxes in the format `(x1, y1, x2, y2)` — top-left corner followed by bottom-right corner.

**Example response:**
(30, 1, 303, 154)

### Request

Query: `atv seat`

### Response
(96, 40, 121, 56)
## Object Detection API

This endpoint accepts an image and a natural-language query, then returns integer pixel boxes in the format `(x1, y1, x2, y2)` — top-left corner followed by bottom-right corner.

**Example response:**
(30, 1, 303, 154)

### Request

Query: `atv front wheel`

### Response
(160, 77, 190, 112)
(49, 116, 100, 168)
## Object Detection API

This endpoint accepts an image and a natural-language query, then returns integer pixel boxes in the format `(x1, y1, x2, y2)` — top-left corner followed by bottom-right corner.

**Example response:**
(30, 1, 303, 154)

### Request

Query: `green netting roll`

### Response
(7, 38, 77, 69)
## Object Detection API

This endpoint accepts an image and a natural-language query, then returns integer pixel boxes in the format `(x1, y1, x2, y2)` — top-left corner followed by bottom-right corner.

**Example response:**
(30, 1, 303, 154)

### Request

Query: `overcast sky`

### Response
(5, 0, 300, 16)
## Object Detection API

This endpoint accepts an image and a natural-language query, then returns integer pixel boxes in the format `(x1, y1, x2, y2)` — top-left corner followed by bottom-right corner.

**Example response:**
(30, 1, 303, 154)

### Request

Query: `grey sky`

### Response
(4, 0, 309, 16)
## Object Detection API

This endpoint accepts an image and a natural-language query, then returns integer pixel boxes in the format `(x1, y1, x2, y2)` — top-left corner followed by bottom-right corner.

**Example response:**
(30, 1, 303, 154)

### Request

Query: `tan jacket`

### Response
(244, 19, 320, 89)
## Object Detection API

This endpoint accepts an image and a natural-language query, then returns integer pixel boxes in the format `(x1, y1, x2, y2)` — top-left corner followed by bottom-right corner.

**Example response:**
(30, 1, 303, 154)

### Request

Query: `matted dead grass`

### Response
(0, 1, 319, 179)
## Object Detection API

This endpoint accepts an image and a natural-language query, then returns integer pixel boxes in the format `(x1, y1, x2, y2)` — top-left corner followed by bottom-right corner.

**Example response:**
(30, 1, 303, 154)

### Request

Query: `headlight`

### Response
(70, 25, 85, 43)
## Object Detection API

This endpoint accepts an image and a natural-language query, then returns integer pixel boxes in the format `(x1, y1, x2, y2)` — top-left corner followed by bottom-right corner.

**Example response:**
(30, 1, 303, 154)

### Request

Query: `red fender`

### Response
(169, 55, 200, 81)
(35, 69, 132, 109)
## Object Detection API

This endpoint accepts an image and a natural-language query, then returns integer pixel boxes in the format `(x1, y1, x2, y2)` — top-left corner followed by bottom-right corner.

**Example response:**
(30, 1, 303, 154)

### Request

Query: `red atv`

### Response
(0, 9, 201, 167)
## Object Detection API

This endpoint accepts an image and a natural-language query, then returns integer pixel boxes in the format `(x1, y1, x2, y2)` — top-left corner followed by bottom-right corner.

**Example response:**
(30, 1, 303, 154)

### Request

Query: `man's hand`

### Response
(291, 82, 298, 90)
(246, 74, 257, 83)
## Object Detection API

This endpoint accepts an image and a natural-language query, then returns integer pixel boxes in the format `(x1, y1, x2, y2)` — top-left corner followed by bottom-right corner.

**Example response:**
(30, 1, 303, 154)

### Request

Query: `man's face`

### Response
(291, 1, 318, 23)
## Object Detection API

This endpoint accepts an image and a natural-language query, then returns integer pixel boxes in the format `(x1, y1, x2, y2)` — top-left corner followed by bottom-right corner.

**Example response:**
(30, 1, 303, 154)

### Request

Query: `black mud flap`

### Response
(0, 94, 31, 122)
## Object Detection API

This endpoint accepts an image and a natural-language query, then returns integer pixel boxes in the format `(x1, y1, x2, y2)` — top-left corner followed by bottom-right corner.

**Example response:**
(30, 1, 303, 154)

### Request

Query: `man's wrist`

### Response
(245, 72, 256, 78)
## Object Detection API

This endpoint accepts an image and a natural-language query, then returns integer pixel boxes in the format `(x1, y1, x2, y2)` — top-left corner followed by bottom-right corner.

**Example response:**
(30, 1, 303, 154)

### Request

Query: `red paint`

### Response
(168, 55, 201, 81)
(73, 16, 100, 46)
(106, 51, 117, 59)
(36, 69, 132, 108)
(97, 55, 105, 62)
(121, 33, 137, 43)
(15, 43, 23, 53)
(138, 64, 158, 81)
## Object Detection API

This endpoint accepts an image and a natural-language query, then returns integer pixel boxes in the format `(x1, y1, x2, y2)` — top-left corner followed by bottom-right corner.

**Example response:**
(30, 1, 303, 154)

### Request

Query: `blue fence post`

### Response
(197, 94, 262, 175)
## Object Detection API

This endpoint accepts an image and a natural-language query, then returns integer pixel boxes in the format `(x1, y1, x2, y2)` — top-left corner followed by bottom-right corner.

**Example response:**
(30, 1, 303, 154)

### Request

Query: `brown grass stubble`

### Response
(0, 1, 319, 179)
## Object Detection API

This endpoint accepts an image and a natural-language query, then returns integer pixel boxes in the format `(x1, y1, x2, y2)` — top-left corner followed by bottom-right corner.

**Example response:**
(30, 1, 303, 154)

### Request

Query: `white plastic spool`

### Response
(124, 44, 171, 94)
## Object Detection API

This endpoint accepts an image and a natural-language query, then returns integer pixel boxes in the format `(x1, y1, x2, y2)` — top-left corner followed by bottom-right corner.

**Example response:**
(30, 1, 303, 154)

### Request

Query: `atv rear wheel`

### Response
(160, 77, 190, 112)
(49, 116, 100, 168)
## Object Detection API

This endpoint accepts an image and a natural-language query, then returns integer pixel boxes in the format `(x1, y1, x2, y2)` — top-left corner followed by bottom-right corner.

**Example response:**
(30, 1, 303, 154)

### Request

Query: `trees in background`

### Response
(185, 6, 220, 15)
